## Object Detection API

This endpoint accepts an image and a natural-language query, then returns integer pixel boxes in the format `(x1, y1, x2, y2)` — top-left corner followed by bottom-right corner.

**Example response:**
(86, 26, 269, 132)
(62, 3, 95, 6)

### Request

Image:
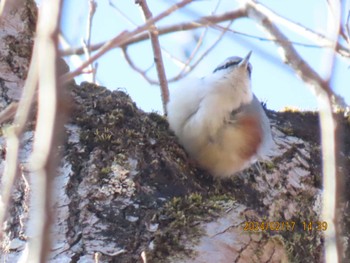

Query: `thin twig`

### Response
(122, 19, 233, 84)
(173, 23, 210, 78)
(172, 0, 228, 70)
(59, 9, 246, 56)
(59, 6, 350, 58)
(342, 11, 350, 45)
(216, 24, 334, 48)
(86, 0, 96, 49)
(168, 20, 233, 82)
(0, 102, 18, 124)
(120, 0, 230, 85)
(244, 0, 350, 58)
(245, 2, 333, 95)
(137, 0, 170, 113)
(112, 0, 196, 84)
(340, 28, 350, 46)
(58, 32, 93, 78)
(59, 0, 193, 84)
(0, 70, 38, 239)
(111, 0, 189, 82)
(121, 46, 156, 84)
(157, 46, 190, 70)
(0, 24, 39, 242)
(110, 0, 193, 81)
(109, 0, 137, 27)
(84, 0, 97, 83)
(245, 1, 339, 262)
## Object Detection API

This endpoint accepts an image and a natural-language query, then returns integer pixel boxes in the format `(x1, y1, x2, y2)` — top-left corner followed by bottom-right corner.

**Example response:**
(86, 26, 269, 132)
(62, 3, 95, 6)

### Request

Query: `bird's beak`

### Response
(239, 51, 252, 68)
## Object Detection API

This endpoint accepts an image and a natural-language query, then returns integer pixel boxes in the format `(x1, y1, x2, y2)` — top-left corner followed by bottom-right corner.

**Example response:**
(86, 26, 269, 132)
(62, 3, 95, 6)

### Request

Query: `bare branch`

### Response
(25, 0, 64, 261)
(244, 0, 350, 58)
(137, 0, 170, 114)
(341, 11, 350, 45)
(59, 9, 246, 56)
(0, 102, 18, 124)
(323, 0, 342, 260)
(59, 0, 194, 84)
(168, 20, 233, 82)
(86, 0, 96, 48)
(0, 23, 39, 242)
(122, 46, 157, 84)
(216, 25, 335, 48)
(109, 0, 137, 27)
(60, 5, 350, 59)
(111, 0, 190, 83)
(122, 20, 233, 85)
(84, 0, 97, 83)
(59, 32, 94, 81)
(246, 2, 332, 96)
(167, 28, 209, 81)
(245, 1, 340, 262)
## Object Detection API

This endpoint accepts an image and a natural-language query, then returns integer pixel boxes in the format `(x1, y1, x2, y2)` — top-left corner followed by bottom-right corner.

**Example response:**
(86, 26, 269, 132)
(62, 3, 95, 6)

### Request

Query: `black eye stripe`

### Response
(213, 59, 253, 76)
(213, 60, 240, 73)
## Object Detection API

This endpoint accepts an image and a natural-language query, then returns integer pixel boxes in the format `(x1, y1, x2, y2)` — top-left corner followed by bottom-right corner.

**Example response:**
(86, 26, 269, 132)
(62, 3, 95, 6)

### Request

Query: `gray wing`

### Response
(230, 95, 273, 156)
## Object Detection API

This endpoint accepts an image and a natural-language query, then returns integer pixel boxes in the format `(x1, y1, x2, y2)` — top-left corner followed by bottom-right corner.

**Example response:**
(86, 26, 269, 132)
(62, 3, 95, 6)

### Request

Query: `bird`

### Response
(166, 51, 273, 178)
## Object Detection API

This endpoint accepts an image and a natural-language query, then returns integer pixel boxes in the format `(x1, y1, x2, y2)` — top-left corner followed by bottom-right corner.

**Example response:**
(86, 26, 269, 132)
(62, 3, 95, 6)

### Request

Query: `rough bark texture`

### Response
(1, 79, 349, 263)
(1, 1, 350, 263)
(0, 0, 36, 109)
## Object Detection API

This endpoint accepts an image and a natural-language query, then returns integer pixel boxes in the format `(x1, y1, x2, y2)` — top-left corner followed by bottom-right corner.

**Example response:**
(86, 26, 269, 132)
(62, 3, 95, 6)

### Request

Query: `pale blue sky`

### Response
(60, 0, 349, 114)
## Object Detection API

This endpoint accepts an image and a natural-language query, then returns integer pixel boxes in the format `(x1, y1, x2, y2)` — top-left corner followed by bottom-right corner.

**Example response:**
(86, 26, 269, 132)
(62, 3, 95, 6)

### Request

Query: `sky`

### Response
(59, 0, 349, 114)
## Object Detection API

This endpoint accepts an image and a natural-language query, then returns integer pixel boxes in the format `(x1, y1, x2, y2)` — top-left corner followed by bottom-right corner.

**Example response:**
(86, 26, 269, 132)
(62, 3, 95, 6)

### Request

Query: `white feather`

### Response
(167, 54, 272, 177)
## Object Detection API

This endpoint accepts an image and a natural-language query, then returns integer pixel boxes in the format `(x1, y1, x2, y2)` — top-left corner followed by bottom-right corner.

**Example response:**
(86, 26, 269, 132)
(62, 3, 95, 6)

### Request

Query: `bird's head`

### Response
(213, 51, 253, 79)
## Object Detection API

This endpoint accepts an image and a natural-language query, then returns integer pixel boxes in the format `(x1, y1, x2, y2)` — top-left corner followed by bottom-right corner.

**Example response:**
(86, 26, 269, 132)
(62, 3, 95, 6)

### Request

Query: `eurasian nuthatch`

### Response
(167, 51, 273, 178)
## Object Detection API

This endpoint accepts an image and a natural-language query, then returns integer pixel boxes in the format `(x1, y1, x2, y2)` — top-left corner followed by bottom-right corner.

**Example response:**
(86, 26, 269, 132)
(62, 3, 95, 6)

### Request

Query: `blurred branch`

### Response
(0, 0, 21, 17)
(245, 1, 339, 262)
(60, 5, 350, 59)
(25, 0, 64, 261)
(245, 2, 333, 96)
(120, 0, 229, 86)
(59, 0, 193, 84)
(244, 1, 350, 58)
(167, 0, 223, 80)
(83, 0, 97, 83)
(324, 0, 342, 260)
(168, 27, 209, 80)
(86, 0, 96, 49)
(111, 0, 190, 80)
(59, 9, 246, 56)
(137, 0, 169, 114)
(109, 0, 137, 27)
(122, 20, 232, 85)
(218, 25, 335, 48)
(0, 19, 39, 244)
(0, 102, 18, 124)
(59, 33, 94, 77)
(340, 11, 350, 45)
(121, 46, 156, 83)
(168, 20, 233, 82)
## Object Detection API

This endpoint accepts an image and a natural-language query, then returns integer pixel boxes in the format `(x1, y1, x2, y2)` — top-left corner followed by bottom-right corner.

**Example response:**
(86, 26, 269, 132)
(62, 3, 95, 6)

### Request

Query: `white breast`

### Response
(166, 65, 271, 177)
